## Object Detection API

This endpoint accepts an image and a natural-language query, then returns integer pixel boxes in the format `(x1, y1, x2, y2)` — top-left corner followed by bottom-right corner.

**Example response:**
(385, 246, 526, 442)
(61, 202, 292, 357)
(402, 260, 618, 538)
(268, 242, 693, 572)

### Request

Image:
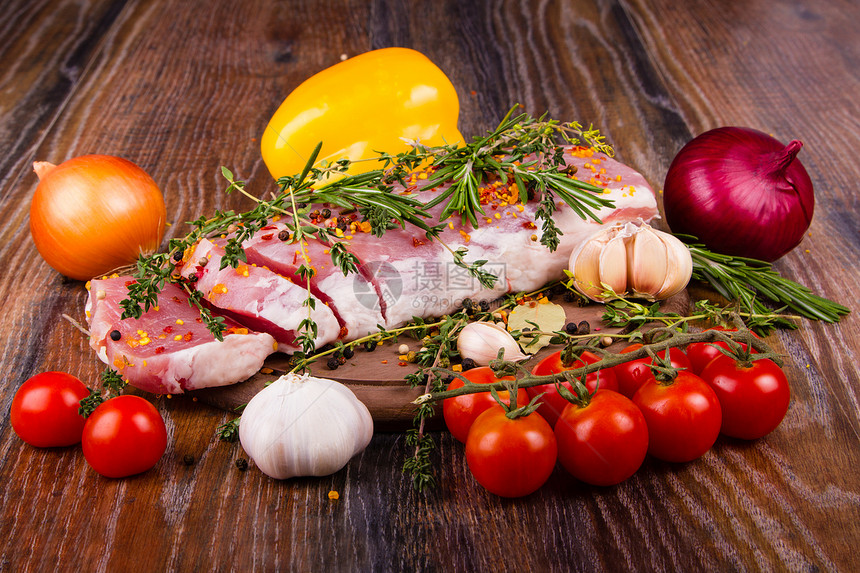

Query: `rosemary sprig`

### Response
(684, 241, 850, 326)
(421, 106, 616, 246)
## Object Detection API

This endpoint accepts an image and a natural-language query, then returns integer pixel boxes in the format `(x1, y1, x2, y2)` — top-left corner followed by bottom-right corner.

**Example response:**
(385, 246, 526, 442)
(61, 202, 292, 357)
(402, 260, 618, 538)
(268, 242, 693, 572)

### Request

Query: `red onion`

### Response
(662, 127, 814, 262)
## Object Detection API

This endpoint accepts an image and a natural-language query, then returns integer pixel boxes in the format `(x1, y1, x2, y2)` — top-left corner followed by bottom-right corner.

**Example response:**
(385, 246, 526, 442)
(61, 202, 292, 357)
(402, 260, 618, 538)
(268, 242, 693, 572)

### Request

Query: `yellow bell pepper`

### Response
(261, 47, 464, 180)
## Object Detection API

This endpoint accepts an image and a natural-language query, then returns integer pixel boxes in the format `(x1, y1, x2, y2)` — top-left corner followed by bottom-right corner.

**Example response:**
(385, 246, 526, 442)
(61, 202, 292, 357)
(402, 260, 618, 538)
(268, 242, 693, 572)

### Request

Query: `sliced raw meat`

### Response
(241, 222, 386, 340)
(180, 238, 340, 352)
(86, 276, 276, 394)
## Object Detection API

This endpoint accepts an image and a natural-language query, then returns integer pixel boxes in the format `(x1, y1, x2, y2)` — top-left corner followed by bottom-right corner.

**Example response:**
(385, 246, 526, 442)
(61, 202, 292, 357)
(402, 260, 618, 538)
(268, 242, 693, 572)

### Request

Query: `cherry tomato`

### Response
(686, 327, 759, 374)
(700, 355, 790, 439)
(465, 405, 557, 497)
(527, 350, 618, 428)
(442, 367, 528, 443)
(554, 390, 648, 486)
(10, 371, 90, 447)
(632, 371, 722, 463)
(82, 395, 168, 478)
(613, 344, 692, 398)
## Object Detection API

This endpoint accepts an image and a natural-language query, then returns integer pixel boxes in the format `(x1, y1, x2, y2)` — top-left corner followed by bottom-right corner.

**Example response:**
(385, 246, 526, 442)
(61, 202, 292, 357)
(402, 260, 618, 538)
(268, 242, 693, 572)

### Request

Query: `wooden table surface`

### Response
(2, 0, 858, 570)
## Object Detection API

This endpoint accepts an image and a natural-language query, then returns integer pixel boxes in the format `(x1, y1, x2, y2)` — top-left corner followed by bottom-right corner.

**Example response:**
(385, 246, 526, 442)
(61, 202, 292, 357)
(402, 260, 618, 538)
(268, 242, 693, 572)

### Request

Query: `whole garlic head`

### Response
(569, 221, 692, 302)
(457, 321, 529, 366)
(239, 373, 373, 479)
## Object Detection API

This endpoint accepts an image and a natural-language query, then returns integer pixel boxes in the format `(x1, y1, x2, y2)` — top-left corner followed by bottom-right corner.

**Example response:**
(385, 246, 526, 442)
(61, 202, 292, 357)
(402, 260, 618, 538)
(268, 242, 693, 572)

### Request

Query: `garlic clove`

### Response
(457, 321, 529, 366)
(627, 226, 669, 297)
(598, 233, 629, 297)
(654, 231, 693, 299)
(571, 234, 608, 301)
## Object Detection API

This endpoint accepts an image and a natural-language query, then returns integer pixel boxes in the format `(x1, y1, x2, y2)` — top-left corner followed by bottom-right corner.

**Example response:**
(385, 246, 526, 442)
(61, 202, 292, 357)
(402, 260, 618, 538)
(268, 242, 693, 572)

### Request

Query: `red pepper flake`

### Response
(381, 360, 388, 364)
(412, 237, 425, 247)
(172, 296, 183, 304)
(261, 233, 274, 241)
(338, 326, 349, 339)
(184, 332, 193, 341)
(398, 361, 408, 367)
(262, 224, 278, 231)
(522, 221, 537, 230)
(163, 325, 174, 333)
(155, 347, 165, 355)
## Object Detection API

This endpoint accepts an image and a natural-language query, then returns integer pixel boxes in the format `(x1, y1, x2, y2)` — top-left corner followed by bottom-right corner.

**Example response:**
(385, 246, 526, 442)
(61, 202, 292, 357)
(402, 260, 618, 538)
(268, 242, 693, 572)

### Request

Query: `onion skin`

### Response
(30, 155, 166, 280)
(663, 127, 814, 262)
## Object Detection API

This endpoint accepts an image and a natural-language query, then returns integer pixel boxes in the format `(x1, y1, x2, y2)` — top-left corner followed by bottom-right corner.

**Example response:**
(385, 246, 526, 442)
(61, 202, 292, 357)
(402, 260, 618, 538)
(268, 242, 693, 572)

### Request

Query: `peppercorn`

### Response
(235, 458, 249, 471)
(342, 347, 354, 359)
(479, 300, 490, 312)
(182, 454, 195, 466)
(278, 229, 290, 241)
(563, 291, 577, 303)
(172, 250, 183, 262)
(461, 358, 477, 371)
(564, 322, 577, 335)
(326, 357, 340, 370)
(577, 321, 591, 335)
(321, 208, 332, 219)
(110, 329, 122, 341)
(364, 339, 378, 352)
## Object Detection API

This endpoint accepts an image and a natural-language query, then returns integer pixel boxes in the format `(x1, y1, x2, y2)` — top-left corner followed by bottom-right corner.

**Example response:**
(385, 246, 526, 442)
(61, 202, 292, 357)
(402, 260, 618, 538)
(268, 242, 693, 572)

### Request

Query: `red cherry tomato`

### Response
(613, 344, 692, 398)
(632, 371, 722, 463)
(10, 372, 90, 447)
(700, 355, 790, 439)
(686, 327, 760, 374)
(465, 405, 557, 497)
(442, 367, 528, 443)
(527, 350, 618, 428)
(82, 395, 168, 478)
(554, 390, 648, 486)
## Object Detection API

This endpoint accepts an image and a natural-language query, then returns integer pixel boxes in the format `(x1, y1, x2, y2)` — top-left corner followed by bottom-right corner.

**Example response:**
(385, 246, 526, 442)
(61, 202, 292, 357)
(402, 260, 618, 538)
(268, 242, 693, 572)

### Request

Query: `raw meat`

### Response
(179, 238, 341, 352)
(86, 276, 276, 394)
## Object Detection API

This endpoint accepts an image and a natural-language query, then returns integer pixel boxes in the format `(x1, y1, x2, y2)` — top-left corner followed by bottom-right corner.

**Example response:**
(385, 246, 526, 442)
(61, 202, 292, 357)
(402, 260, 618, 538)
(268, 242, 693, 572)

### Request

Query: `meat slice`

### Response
(180, 238, 340, 352)
(86, 276, 276, 395)
(241, 222, 386, 340)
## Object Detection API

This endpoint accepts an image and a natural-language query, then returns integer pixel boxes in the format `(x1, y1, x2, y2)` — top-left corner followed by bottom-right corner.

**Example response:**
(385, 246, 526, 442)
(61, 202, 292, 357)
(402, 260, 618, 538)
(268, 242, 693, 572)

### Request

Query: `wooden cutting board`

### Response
(191, 291, 690, 430)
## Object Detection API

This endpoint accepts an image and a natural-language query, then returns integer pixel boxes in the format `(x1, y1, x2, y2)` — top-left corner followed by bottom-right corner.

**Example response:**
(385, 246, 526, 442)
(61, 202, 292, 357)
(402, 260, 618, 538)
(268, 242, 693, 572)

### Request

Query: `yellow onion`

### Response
(29, 155, 166, 280)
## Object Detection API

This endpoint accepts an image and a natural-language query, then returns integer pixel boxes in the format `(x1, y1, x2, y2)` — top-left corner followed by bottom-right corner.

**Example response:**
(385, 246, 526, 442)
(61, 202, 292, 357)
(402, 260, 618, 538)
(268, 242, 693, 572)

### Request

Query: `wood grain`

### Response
(1, 0, 858, 571)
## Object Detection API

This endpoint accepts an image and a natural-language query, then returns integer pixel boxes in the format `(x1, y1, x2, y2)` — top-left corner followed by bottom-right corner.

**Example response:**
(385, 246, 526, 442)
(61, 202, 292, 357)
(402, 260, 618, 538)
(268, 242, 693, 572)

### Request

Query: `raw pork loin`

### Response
(85, 147, 658, 393)
(86, 277, 276, 394)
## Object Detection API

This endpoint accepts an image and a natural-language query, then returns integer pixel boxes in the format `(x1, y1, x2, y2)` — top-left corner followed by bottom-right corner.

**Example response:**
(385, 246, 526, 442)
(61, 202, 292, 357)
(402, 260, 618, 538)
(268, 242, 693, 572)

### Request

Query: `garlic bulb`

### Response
(457, 321, 529, 365)
(239, 373, 373, 479)
(569, 221, 692, 302)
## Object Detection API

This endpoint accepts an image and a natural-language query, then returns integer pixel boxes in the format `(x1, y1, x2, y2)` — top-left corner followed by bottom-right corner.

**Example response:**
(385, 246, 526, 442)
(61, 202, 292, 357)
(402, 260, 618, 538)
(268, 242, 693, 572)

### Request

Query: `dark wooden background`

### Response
(2, 0, 858, 570)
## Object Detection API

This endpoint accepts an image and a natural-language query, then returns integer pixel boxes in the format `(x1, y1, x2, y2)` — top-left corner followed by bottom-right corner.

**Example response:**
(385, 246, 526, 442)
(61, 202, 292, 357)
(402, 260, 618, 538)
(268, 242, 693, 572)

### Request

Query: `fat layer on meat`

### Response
(180, 238, 341, 352)
(86, 277, 276, 394)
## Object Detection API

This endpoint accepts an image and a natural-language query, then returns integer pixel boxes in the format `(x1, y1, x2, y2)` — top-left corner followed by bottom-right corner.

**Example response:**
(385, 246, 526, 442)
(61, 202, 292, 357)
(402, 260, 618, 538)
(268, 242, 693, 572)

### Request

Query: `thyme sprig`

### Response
(78, 367, 128, 417)
(416, 321, 776, 405)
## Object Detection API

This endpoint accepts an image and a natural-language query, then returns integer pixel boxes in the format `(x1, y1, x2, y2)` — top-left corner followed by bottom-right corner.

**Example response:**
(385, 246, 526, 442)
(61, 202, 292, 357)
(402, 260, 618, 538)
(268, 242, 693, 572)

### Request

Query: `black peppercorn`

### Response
(278, 229, 290, 241)
(461, 358, 477, 371)
(326, 357, 340, 370)
(342, 347, 355, 359)
(364, 340, 378, 352)
(235, 458, 249, 471)
(182, 454, 195, 466)
(577, 321, 591, 335)
(172, 250, 183, 262)
(321, 208, 332, 219)
(479, 300, 490, 312)
(110, 329, 122, 341)
(564, 322, 577, 335)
